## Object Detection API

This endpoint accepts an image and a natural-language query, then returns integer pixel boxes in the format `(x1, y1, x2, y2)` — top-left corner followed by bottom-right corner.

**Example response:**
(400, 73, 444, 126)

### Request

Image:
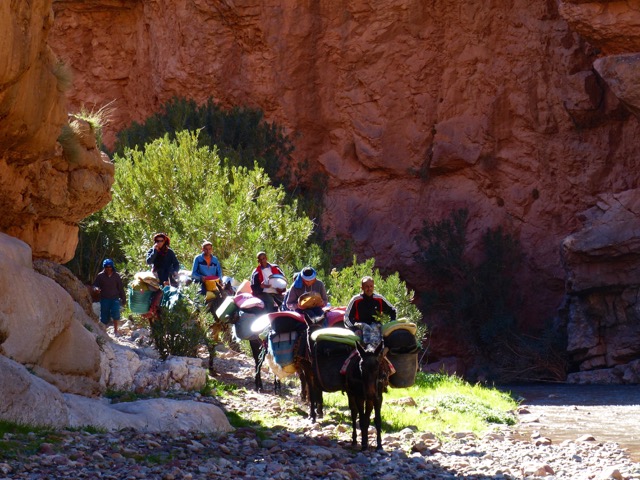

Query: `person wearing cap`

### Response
(285, 266, 328, 316)
(344, 276, 396, 329)
(146, 233, 180, 287)
(251, 251, 286, 311)
(92, 259, 126, 336)
(191, 241, 222, 295)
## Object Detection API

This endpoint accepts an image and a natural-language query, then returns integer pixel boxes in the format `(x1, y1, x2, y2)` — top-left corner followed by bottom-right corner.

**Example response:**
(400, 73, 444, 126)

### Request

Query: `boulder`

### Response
(0, 353, 230, 433)
(0, 356, 69, 428)
(594, 53, 640, 118)
(65, 395, 233, 433)
(0, 232, 102, 392)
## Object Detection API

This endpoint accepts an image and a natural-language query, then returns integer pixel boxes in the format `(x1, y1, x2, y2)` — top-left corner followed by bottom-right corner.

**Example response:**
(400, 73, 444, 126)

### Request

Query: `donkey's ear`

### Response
(374, 342, 384, 355)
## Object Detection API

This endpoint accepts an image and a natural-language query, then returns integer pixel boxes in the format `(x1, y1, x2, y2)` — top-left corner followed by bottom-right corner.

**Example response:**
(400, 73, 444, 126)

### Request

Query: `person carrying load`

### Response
(251, 251, 287, 312)
(145, 232, 180, 317)
(191, 240, 222, 295)
(285, 266, 328, 318)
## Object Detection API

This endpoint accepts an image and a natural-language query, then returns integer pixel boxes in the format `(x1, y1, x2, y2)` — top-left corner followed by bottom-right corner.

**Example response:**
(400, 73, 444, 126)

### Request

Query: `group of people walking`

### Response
(93, 233, 397, 339)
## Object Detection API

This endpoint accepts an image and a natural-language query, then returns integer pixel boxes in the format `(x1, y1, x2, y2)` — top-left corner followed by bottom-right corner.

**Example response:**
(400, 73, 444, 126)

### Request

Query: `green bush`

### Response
(109, 96, 294, 187)
(102, 130, 321, 281)
(150, 285, 211, 360)
(414, 209, 566, 381)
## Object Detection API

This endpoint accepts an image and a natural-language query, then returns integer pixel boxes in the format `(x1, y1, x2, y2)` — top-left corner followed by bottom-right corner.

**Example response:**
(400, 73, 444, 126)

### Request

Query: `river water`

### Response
(501, 384, 640, 461)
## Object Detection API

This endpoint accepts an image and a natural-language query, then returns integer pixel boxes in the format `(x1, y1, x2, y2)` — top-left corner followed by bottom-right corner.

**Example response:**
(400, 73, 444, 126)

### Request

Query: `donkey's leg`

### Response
(360, 399, 374, 451)
(315, 388, 324, 419)
(347, 394, 359, 448)
(374, 395, 384, 450)
(251, 339, 265, 392)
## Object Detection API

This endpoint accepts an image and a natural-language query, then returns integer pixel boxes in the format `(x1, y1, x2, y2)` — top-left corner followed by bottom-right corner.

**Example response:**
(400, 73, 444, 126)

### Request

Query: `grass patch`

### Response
(200, 377, 238, 397)
(321, 372, 517, 440)
(0, 420, 61, 459)
(70, 101, 114, 149)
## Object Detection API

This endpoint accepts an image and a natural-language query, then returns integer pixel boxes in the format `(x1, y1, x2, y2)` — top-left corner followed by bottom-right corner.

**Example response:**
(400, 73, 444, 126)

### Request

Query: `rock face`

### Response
(0, 0, 637, 381)
(560, 191, 640, 382)
(0, 0, 114, 263)
(45, 0, 640, 379)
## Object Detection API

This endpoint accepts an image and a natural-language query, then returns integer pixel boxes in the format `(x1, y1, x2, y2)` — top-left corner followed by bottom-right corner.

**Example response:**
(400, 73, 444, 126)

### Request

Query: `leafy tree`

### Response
(109, 97, 294, 187)
(104, 130, 322, 281)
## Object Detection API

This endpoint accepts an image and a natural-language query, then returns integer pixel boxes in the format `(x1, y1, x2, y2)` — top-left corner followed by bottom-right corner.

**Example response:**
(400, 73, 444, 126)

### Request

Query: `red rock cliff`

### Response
(47, 1, 640, 355)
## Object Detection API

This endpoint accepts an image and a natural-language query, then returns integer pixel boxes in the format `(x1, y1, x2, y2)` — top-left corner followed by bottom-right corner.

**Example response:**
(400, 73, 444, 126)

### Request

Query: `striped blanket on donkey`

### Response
(266, 312, 307, 374)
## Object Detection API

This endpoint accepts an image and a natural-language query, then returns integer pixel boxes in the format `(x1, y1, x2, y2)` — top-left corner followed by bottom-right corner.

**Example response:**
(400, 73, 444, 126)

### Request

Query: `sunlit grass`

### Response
(319, 372, 518, 440)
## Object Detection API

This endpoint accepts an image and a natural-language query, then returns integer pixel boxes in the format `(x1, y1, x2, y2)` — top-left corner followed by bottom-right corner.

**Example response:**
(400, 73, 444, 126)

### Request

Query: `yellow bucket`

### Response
(204, 276, 220, 292)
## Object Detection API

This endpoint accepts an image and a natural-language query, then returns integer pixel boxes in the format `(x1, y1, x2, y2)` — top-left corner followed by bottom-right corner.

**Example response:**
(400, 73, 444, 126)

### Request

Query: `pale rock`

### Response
(0, 355, 69, 428)
(558, 1, 640, 54)
(64, 394, 233, 433)
(594, 53, 640, 118)
(0, 233, 102, 391)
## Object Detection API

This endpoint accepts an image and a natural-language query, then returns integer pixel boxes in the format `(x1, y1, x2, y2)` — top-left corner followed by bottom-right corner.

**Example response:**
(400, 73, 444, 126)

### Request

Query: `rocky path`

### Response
(2, 346, 640, 479)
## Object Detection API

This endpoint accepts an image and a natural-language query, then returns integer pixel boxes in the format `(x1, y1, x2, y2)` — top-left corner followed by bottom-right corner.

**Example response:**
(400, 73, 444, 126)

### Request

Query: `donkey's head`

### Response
(356, 341, 386, 398)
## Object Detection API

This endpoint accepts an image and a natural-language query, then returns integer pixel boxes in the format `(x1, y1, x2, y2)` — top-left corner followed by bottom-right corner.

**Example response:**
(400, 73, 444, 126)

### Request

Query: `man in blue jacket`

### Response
(191, 241, 222, 294)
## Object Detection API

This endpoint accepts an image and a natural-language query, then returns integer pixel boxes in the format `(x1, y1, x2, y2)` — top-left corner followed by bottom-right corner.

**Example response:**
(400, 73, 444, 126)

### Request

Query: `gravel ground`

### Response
(2, 345, 640, 479)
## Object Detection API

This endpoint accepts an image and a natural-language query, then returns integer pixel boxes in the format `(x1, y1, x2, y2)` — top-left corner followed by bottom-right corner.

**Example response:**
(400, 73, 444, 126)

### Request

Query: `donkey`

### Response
(343, 341, 389, 451)
(294, 312, 326, 422)
(251, 336, 282, 394)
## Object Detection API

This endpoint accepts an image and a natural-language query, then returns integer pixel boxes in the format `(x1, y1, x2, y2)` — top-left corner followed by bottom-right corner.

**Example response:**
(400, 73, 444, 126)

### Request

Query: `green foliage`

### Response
(110, 97, 294, 186)
(324, 256, 425, 339)
(200, 377, 238, 397)
(65, 209, 125, 284)
(315, 371, 518, 440)
(150, 284, 211, 360)
(414, 209, 564, 381)
(434, 394, 517, 425)
(104, 130, 319, 281)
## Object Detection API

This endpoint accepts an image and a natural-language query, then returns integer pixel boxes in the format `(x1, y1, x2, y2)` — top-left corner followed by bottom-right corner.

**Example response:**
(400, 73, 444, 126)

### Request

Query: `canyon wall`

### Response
(23, 0, 640, 378)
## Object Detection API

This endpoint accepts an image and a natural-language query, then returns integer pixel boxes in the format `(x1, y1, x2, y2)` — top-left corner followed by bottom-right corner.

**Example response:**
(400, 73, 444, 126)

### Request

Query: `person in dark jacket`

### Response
(93, 259, 126, 336)
(344, 276, 396, 329)
(146, 233, 180, 287)
(285, 266, 328, 317)
(250, 251, 286, 311)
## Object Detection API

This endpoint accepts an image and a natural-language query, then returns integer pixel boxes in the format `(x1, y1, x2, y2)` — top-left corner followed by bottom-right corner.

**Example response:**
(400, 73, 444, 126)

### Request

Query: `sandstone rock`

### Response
(558, 1, 640, 54)
(33, 259, 98, 320)
(100, 341, 207, 393)
(561, 189, 640, 292)
(594, 53, 640, 118)
(0, 2, 114, 263)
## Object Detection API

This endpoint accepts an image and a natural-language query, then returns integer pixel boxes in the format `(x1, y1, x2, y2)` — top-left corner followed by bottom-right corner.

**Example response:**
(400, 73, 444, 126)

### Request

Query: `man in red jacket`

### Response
(250, 251, 286, 311)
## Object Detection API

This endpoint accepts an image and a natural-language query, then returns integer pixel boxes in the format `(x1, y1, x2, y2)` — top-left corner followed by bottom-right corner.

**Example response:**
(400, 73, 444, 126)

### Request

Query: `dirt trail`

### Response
(504, 384, 640, 462)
